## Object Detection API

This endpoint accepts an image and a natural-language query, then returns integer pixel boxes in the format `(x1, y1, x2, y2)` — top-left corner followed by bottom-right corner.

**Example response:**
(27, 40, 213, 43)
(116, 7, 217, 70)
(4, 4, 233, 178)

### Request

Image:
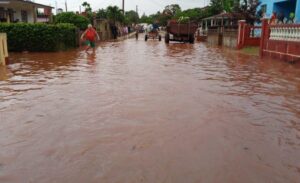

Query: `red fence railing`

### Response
(260, 19, 300, 62)
(237, 21, 261, 49)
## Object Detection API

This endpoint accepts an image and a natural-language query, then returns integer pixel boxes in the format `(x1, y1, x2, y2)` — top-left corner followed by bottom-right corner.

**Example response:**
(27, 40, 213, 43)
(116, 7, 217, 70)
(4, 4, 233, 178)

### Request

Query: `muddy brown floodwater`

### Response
(0, 38, 300, 183)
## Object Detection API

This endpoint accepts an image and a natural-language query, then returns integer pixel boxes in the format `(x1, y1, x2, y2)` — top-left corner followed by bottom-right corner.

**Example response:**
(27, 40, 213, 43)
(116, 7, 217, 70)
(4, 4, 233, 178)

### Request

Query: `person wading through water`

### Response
(81, 24, 100, 52)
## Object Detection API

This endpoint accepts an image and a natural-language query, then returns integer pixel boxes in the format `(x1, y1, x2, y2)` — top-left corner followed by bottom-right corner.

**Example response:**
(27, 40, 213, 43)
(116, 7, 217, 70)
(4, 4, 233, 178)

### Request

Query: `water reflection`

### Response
(86, 52, 96, 64)
(0, 66, 11, 81)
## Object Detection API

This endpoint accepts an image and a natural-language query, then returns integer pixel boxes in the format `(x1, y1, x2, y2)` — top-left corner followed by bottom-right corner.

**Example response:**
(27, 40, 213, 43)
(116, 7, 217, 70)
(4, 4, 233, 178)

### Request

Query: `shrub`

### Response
(0, 23, 77, 52)
(54, 12, 90, 30)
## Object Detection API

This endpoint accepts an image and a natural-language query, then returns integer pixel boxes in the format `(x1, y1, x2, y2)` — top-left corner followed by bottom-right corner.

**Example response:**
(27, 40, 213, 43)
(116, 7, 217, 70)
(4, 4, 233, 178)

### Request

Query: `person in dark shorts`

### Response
(270, 12, 277, 25)
(287, 12, 295, 23)
(277, 12, 285, 24)
(81, 24, 100, 52)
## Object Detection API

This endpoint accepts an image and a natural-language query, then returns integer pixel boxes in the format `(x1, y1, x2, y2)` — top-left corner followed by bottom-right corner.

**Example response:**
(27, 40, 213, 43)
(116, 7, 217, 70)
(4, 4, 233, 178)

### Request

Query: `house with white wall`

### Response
(0, 0, 53, 23)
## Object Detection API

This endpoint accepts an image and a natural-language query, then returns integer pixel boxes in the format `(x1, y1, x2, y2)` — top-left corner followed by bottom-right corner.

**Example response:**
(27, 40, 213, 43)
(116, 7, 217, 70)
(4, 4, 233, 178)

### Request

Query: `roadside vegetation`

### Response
(54, 12, 90, 30)
(0, 23, 77, 51)
(140, 0, 260, 26)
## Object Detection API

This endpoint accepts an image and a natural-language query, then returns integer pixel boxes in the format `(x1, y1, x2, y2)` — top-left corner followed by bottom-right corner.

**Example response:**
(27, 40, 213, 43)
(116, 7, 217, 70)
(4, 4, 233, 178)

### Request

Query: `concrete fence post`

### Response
(0, 33, 8, 66)
(237, 20, 246, 49)
(260, 19, 269, 58)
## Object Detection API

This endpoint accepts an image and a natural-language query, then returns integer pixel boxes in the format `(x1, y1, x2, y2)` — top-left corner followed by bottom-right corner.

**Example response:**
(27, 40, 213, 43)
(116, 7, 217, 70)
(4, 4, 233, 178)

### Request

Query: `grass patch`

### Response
(241, 46, 259, 56)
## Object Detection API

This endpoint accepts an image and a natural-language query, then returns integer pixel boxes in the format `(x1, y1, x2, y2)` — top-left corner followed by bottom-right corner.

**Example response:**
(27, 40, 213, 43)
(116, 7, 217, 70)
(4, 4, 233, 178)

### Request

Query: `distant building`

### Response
(258, 0, 300, 23)
(57, 8, 63, 14)
(0, 0, 53, 23)
(93, 18, 113, 41)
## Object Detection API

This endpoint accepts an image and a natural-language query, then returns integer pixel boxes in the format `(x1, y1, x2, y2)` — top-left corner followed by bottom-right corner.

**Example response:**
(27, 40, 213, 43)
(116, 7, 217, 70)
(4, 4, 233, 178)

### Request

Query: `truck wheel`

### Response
(145, 35, 148, 41)
(165, 33, 170, 44)
(159, 35, 162, 41)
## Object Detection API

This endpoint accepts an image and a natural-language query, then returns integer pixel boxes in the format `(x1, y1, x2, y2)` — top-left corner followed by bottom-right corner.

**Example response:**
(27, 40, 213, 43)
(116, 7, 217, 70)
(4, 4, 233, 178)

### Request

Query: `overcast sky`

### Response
(36, 0, 210, 15)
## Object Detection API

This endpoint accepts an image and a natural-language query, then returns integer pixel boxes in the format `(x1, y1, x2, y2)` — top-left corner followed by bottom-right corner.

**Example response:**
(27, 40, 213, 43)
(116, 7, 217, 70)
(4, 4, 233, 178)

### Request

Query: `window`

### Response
(0, 7, 6, 22)
(0, 7, 4, 18)
(21, 10, 28, 22)
(7, 8, 14, 22)
(261, 5, 267, 14)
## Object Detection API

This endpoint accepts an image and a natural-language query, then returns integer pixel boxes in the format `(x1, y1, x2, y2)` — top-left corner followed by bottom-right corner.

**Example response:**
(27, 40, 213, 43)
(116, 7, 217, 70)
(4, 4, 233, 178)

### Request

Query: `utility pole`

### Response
(55, 0, 57, 14)
(65, 0, 68, 12)
(122, 0, 125, 15)
(136, 5, 138, 14)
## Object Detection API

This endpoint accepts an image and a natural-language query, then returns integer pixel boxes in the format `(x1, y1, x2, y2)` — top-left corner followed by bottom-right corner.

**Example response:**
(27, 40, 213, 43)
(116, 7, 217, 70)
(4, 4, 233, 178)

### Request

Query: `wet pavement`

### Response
(0, 38, 300, 183)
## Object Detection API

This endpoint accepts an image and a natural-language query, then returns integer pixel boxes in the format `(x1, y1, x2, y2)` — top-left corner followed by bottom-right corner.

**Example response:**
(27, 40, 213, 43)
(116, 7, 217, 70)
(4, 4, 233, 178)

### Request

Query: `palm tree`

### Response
(106, 6, 125, 24)
(235, 0, 261, 25)
(82, 2, 92, 13)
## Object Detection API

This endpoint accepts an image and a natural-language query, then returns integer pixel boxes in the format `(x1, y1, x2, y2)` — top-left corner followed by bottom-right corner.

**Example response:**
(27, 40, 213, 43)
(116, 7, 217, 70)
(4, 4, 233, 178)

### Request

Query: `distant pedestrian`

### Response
(81, 24, 100, 52)
(128, 26, 131, 33)
(135, 24, 139, 40)
(287, 12, 295, 24)
(123, 27, 128, 35)
(110, 24, 118, 39)
(270, 12, 277, 25)
(277, 12, 284, 24)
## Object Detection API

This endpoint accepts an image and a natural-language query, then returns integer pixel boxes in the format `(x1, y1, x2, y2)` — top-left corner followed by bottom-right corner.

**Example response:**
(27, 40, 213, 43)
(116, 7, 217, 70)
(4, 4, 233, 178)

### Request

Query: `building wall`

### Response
(207, 30, 220, 46)
(223, 29, 238, 48)
(273, 0, 296, 18)
(15, 6, 34, 23)
(206, 28, 239, 48)
(1, 5, 35, 23)
(1, 1, 52, 23)
(296, 1, 300, 22)
(258, 0, 300, 23)
(93, 19, 113, 41)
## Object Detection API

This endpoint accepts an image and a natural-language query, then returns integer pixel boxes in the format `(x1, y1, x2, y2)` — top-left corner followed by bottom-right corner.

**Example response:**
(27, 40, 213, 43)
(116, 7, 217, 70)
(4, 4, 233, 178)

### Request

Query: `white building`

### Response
(0, 0, 53, 23)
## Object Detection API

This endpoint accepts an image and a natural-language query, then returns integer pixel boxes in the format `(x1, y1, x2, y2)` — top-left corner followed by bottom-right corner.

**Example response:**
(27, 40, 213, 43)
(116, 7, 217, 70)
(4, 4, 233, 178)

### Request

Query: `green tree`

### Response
(106, 6, 125, 24)
(82, 1, 92, 13)
(125, 10, 139, 24)
(223, 0, 235, 12)
(96, 9, 107, 19)
(175, 8, 210, 22)
(139, 13, 155, 24)
(158, 14, 171, 26)
(82, 1, 93, 22)
(209, 0, 223, 15)
(208, 0, 236, 14)
(158, 5, 182, 26)
(234, 0, 261, 24)
(138, 4, 213, 26)
(54, 12, 90, 30)
(163, 4, 181, 16)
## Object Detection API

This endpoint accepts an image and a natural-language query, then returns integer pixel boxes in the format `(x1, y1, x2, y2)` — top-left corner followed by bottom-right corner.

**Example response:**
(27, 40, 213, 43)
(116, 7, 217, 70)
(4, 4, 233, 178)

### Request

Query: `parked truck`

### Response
(165, 20, 198, 44)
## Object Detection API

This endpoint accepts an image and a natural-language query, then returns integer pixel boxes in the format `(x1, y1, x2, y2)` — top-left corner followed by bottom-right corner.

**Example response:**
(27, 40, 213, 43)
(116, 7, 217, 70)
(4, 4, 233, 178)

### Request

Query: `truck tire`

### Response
(165, 33, 170, 44)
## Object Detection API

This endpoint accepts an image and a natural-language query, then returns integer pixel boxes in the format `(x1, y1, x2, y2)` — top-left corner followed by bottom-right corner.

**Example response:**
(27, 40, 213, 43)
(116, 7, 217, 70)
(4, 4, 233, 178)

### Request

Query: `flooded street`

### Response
(1, 38, 300, 183)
